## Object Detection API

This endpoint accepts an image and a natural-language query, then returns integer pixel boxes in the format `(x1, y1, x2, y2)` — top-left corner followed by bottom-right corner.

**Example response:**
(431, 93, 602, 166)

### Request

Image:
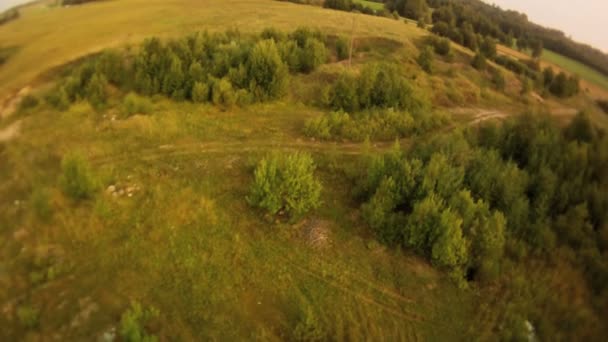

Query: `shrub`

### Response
(432, 37, 451, 56)
(248, 152, 322, 218)
(335, 36, 349, 61)
(31, 188, 53, 222)
(300, 38, 328, 73)
(119, 302, 159, 342)
(46, 86, 70, 111)
(248, 39, 289, 100)
(491, 69, 506, 91)
(191, 81, 210, 103)
(417, 46, 434, 73)
(471, 52, 487, 71)
(123, 92, 153, 116)
(19, 94, 39, 111)
(17, 305, 39, 329)
(293, 307, 326, 341)
(211, 77, 236, 108)
(330, 72, 358, 112)
(85, 73, 109, 110)
(60, 152, 97, 200)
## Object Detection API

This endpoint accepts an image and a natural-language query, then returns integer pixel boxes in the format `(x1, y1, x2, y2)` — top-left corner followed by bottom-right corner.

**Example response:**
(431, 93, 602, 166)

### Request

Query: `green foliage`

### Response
(335, 36, 349, 61)
(211, 77, 237, 108)
(248, 152, 322, 218)
(300, 38, 328, 73)
(417, 46, 434, 73)
(329, 63, 425, 113)
(119, 302, 159, 342)
(30, 188, 53, 222)
(123, 92, 153, 116)
(491, 69, 506, 91)
(547, 71, 580, 98)
(60, 152, 97, 201)
(480, 36, 497, 59)
(16, 305, 39, 329)
(471, 52, 487, 71)
(45, 86, 70, 111)
(248, 39, 289, 100)
(430, 36, 451, 56)
(19, 94, 39, 111)
(293, 306, 327, 341)
(191, 81, 210, 103)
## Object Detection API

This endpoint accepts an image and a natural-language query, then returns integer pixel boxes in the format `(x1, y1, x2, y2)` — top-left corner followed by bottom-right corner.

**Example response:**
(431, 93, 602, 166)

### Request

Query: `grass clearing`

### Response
(542, 49, 608, 91)
(353, 0, 385, 11)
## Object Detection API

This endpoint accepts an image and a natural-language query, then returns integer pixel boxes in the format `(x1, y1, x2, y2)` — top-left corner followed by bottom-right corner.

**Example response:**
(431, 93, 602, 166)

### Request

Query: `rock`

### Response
(118, 189, 124, 196)
(106, 185, 116, 194)
(99, 326, 116, 342)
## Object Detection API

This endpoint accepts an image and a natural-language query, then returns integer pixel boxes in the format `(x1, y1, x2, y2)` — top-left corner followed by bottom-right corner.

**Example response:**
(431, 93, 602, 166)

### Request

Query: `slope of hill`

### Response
(1, 0, 607, 341)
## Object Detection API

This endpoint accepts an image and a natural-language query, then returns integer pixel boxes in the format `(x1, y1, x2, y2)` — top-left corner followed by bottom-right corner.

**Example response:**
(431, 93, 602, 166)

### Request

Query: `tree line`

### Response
(45, 28, 336, 111)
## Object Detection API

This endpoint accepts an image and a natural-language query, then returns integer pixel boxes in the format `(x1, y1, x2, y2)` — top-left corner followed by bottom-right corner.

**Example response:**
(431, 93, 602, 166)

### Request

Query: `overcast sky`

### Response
(484, 0, 607, 52)
(1, 0, 607, 52)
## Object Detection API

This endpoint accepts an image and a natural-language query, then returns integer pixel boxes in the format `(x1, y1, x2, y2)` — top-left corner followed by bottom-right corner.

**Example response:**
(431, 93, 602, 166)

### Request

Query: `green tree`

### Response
(330, 72, 358, 112)
(471, 52, 487, 71)
(60, 152, 97, 201)
(248, 152, 322, 218)
(300, 38, 328, 73)
(85, 73, 108, 110)
(191, 81, 210, 103)
(417, 46, 434, 73)
(480, 36, 497, 59)
(248, 39, 289, 100)
(335, 36, 349, 61)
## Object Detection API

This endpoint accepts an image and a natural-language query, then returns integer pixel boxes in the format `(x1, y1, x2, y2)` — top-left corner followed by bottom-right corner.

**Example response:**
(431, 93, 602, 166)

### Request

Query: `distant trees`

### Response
(47, 28, 332, 110)
(248, 152, 322, 218)
(387, 0, 430, 21)
(471, 52, 486, 71)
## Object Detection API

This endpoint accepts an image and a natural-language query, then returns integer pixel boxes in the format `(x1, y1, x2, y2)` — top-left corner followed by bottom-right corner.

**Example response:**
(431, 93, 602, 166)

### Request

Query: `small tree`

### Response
(85, 73, 108, 110)
(248, 152, 322, 218)
(60, 152, 97, 200)
(471, 52, 487, 71)
(417, 46, 434, 74)
(492, 69, 506, 91)
(335, 36, 349, 61)
(248, 39, 289, 100)
(300, 38, 328, 73)
(191, 81, 210, 103)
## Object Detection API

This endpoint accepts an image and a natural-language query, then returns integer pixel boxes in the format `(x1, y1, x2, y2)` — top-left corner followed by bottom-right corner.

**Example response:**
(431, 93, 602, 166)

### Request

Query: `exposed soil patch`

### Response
(0, 120, 21, 143)
(0, 86, 30, 120)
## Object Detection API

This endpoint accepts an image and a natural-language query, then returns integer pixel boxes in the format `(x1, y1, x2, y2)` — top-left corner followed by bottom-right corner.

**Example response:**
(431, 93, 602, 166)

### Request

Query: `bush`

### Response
(211, 77, 236, 108)
(19, 94, 39, 111)
(330, 72, 359, 112)
(300, 38, 328, 73)
(248, 39, 289, 100)
(60, 152, 97, 200)
(191, 81, 210, 103)
(31, 188, 53, 222)
(123, 92, 153, 116)
(119, 302, 159, 342)
(17, 305, 39, 329)
(85, 73, 109, 110)
(46, 86, 70, 111)
(417, 46, 434, 73)
(248, 152, 322, 218)
(432, 37, 451, 56)
(471, 52, 487, 71)
(335, 36, 349, 61)
(492, 69, 506, 91)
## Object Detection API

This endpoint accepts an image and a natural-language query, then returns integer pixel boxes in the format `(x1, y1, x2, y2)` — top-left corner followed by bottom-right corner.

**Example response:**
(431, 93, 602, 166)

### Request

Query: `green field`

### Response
(543, 49, 608, 90)
(0, 0, 606, 340)
(353, 0, 386, 11)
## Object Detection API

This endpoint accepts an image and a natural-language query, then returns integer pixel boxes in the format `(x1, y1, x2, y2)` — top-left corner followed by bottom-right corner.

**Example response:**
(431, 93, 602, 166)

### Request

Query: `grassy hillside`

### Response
(1, 0, 607, 340)
(0, 0, 422, 97)
(542, 49, 608, 91)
